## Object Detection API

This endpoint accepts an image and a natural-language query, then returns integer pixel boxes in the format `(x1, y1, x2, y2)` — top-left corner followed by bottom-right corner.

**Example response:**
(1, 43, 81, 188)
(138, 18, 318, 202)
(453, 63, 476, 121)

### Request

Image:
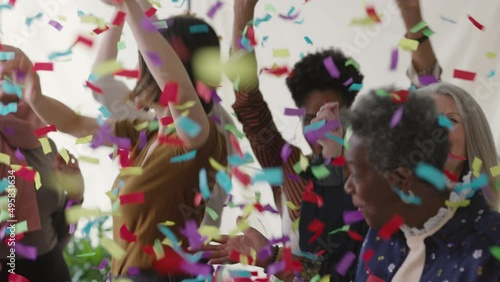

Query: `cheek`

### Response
(449, 127, 467, 153)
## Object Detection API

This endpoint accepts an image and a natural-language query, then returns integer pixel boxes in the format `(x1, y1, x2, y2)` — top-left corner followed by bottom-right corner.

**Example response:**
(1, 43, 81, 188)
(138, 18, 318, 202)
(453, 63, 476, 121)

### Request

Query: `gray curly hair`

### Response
(348, 87, 450, 175)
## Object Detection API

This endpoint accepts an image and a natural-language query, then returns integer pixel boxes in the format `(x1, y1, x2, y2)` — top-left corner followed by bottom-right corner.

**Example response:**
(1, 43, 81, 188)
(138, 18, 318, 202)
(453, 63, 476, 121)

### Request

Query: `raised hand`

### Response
(53, 152, 84, 202)
(311, 102, 343, 159)
(396, 0, 420, 10)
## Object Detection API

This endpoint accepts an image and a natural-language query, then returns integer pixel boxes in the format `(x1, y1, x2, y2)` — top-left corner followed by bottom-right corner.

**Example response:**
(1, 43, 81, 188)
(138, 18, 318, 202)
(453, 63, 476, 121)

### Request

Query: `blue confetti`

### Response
(415, 163, 446, 191)
(177, 116, 201, 137)
(216, 171, 232, 193)
(348, 83, 363, 92)
(304, 119, 326, 133)
(0, 178, 9, 194)
(170, 150, 197, 163)
(325, 133, 346, 147)
(2, 79, 22, 99)
(438, 114, 453, 130)
(98, 106, 111, 119)
(454, 173, 488, 194)
(199, 168, 210, 200)
(253, 168, 283, 186)
(228, 152, 254, 166)
(304, 36, 313, 45)
(0, 103, 17, 116)
(254, 13, 272, 27)
(0, 52, 15, 60)
(48, 49, 72, 61)
(189, 24, 209, 34)
(393, 187, 422, 205)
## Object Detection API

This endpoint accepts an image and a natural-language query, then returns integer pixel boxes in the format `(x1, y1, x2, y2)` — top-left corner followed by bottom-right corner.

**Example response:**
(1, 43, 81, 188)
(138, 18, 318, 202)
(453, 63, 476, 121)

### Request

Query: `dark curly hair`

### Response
(348, 87, 450, 174)
(285, 49, 364, 108)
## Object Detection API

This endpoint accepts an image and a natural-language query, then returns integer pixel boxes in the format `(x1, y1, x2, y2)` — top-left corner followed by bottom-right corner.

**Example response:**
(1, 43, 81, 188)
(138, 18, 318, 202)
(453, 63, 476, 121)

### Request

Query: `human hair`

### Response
(416, 82, 500, 210)
(285, 49, 364, 108)
(348, 87, 450, 175)
(129, 15, 220, 113)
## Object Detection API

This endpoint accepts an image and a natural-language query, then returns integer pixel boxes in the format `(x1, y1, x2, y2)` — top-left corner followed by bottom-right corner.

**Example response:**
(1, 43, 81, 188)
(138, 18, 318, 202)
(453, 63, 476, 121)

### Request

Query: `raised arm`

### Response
(120, 0, 209, 150)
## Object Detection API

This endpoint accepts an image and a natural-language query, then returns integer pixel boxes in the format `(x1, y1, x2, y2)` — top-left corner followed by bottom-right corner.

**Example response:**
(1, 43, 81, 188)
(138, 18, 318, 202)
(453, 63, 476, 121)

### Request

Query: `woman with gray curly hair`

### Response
(344, 88, 500, 282)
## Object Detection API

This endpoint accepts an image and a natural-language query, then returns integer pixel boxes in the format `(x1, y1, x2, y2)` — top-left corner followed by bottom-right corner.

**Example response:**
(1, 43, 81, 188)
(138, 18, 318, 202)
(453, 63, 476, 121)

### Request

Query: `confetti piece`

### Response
(34, 124, 57, 137)
(189, 24, 209, 33)
(216, 171, 232, 193)
(379, 214, 404, 240)
(390, 48, 398, 70)
(343, 210, 364, 225)
(253, 168, 283, 186)
(490, 165, 500, 177)
(281, 143, 292, 162)
(348, 83, 363, 92)
(2, 80, 22, 99)
(48, 49, 72, 61)
(74, 35, 94, 48)
(486, 52, 497, 59)
(393, 187, 422, 205)
(490, 246, 500, 261)
(455, 174, 489, 193)
(304, 36, 313, 44)
(14, 148, 24, 161)
(77, 156, 99, 164)
(112, 11, 126, 26)
(329, 225, 350, 235)
(415, 163, 446, 190)
(311, 165, 330, 179)
(467, 15, 484, 31)
(14, 221, 28, 235)
(438, 115, 453, 130)
(304, 119, 326, 133)
(119, 167, 143, 176)
(419, 75, 439, 86)
(174, 101, 196, 110)
(119, 224, 137, 242)
(99, 106, 111, 119)
(170, 150, 197, 163)
(98, 258, 109, 270)
(398, 38, 419, 51)
(100, 237, 126, 260)
(307, 219, 325, 243)
(117, 41, 126, 50)
(335, 251, 356, 276)
(32, 62, 54, 72)
(120, 192, 145, 205)
(159, 82, 178, 106)
(367, 274, 385, 282)
(75, 135, 93, 145)
(488, 70, 496, 78)
(422, 29, 434, 37)
(453, 69, 476, 81)
(273, 49, 290, 58)
(85, 81, 103, 94)
(38, 137, 52, 154)
(286, 201, 299, 211)
(0, 52, 15, 60)
(323, 56, 340, 78)
(366, 5, 381, 23)
(48, 20, 63, 31)
(439, 15, 457, 24)
(207, 1, 223, 19)
(445, 199, 470, 208)
(177, 116, 201, 137)
(254, 13, 272, 27)
(93, 60, 123, 77)
(114, 69, 140, 79)
(205, 207, 219, 221)
(224, 124, 245, 139)
(390, 106, 404, 128)
(472, 157, 483, 177)
(409, 21, 428, 33)
(347, 230, 364, 241)
(284, 107, 305, 116)
(7, 273, 29, 282)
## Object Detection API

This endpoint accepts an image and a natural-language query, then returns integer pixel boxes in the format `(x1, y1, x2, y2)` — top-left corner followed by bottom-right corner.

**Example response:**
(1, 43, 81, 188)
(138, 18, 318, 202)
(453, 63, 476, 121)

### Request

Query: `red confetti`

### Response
(8, 0, 16, 6)
(169, 36, 191, 63)
(118, 149, 131, 168)
(93, 25, 110, 35)
(347, 230, 364, 241)
(32, 62, 53, 72)
(305, 180, 314, 192)
(145, 7, 157, 18)
(366, 6, 381, 23)
(449, 152, 467, 160)
(160, 116, 174, 126)
(307, 219, 325, 244)
(362, 249, 374, 262)
(3, 233, 24, 246)
(467, 15, 485, 31)
(367, 274, 385, 282)
(231, 167, 251, 186)
(332, 156, 346, 166)
(453, 69, 477, 81)
(229, 133, 243, 157)
(378, 214, 404, 240)
(158, 136, 184, 146)
(112, 11, 126, 26)
(114, 69, 140, 79)
(444, 169, 459, 182)
(119, 192, 145, 205)
(86, 81, 103, 94)
(245, 25, 258, 47)
(302, 191, 323, 207)
(261, 66, 290, 77)
(8, 273, 30, 282)
(14, 167, 36, 182)
(194, 192, 202, 206)
(34, 124, 57, 137)
(390, 90, 410, 104)
(158, 82, 179, 107)
(119, 224, 137, 242)
(74, 35, 94, 48)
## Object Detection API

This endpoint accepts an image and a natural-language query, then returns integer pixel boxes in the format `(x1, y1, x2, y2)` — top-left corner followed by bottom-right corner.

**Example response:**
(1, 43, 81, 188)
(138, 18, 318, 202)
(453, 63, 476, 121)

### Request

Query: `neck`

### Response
(401, 184, 450, 229)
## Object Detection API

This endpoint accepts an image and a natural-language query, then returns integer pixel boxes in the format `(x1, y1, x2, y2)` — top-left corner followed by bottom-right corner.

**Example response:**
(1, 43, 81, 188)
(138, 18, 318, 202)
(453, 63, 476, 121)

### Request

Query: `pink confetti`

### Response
(390, 48, 398, 70)
(323, 56, 340, 78)
(8, 273, 30, 282)
(390, 106, 404, 128)
(284, 108, 305, 117)
(207, 0, 223, 19)
(48, 20, 63, 31)
(335, 251, 356, 276)
(281, 143, 292, 162)
(343, 210, 364, 225)
(196, 81, 211, 103)
(14, 148, 25, 161)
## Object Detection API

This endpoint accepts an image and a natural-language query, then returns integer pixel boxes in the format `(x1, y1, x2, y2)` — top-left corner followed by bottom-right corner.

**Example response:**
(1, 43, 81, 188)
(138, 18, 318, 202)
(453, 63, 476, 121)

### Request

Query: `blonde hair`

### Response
(418, 82, 500, 210)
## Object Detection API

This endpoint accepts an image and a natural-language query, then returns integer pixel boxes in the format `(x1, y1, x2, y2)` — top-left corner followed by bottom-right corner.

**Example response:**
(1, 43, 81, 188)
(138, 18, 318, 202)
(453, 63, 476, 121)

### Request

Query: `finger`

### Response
(211, 235, 230, 244)
(208, 258, 233, 265)
(195, 244, 226, 252)
(204, 250, 230, 260)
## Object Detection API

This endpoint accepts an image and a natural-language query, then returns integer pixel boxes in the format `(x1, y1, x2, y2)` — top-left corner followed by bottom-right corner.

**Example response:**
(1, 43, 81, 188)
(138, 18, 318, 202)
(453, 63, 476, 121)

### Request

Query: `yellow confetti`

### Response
(80, 15, 107, 29)
(34, 171, 41, 190)
(230, 219, 250, 236)
(115, 279, 134, 282)
(174, 101, 196, 110)
(209, 157, 226, 171)
(490, 165, 500, 177)
(59, 148, 70, 164)
(76, 135, 93, 144)
(292, 217, 300, 232)
(472, 157, 483, 177)
(65, 206, 106, 223)
(78, 156, 100, 164)
(161, 238, 183, 247)
(241, 204, 255, 218)
(134, 121, 149, 131)
(445, 199, 470, 208)
(273, 49, 290, 58)
(119, 167, 144, 177)
(0, 153, 11, 165)
(486, 52, 497, 59)
(398, 38, 419, 51)
(350, 17, 377, 26)
(240, 254, 249, 265)
(319, 274, 331, 282)
(93, 60, 123, 77)
(100, 237, 126, 260)
(199, 226, 221, 242)
(286, 201, 299, 211)
(299, 154, 309, 171)
(106, 191, 118, 202)
(159, 220, 176, 226)
(153, 239, 165, 260)
(38, 137, 52, 154)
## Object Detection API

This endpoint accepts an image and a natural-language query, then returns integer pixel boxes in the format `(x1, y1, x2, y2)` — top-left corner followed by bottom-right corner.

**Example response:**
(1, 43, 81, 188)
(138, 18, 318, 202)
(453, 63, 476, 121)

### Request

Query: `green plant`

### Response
(64, 216, 112, 282)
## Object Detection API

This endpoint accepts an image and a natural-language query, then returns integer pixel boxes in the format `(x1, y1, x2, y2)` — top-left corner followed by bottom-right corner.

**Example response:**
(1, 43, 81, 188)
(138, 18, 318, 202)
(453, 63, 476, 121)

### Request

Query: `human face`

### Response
(431, 94, 467, 175)
(302, 90, 344, 153)
(344, 134, 404, 228)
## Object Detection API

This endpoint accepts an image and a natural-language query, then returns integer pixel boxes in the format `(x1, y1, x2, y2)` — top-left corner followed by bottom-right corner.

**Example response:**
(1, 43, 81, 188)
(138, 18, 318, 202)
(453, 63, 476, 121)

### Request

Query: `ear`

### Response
(384, 167, 413, 190)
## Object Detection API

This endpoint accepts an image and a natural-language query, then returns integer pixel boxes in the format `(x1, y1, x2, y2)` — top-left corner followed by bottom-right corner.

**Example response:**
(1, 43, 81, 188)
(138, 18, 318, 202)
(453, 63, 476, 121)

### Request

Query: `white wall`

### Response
(1, 0, 499, 238)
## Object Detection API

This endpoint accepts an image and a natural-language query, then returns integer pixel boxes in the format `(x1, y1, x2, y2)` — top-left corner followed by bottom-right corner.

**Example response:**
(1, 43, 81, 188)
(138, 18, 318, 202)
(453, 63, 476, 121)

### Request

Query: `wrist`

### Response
(401, 8, 423, 29)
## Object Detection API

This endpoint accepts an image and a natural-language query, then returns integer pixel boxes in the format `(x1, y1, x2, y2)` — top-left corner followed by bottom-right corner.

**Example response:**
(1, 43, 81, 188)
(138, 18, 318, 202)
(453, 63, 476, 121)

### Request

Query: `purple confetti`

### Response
(3, 126, 14, 135)
(98, 258, 109, 270)
(262, 204, 280, 214)
(287, 173, 300, 182)
(211, 90, 222, 103)
(109, 136, 132, 150)
(207, 0, 223, 19)
(180, 220, 206, 251)
(210, 114, 221, 125)
(323, 56, 340, 79)
(128, 267, 141, 275)
(138, 131, 147, 150)
(343, 210, 364, 225)
(69, 224, 76, 235)
(140, 17, 157, 32)
(146, 51, 163, 67)
(281, 143, 292, 162)
(390, 48, 398, 70)
(335, 251, 356, 276)
(257, 245, 273, 262)
(181, 261, 213, 276)
(266, 260, 286, 276)
(16, 243, 37, 260)
(418, 75, 439, 86)
(284, 108, 305, 117)
(14, 148, 25, 161)
(65, 200, 74, 210)
(390, 106, 404, 128)
(48, 20, 63, 31)
(305, 119, 341, 144)
(268, 236, 291, 245)
(343, 77, 354, 86)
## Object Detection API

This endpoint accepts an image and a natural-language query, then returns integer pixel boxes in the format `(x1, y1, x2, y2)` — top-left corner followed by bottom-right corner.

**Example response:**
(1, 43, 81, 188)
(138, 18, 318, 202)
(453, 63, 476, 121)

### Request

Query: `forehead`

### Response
(303, 90, 343, 112)
(431, 93, 459, 114)
(345, 133, 368, 164)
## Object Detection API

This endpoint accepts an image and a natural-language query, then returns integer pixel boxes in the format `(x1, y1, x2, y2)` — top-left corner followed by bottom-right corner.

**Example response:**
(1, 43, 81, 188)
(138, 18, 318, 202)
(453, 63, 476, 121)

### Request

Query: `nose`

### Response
(344, 175, 354, 195)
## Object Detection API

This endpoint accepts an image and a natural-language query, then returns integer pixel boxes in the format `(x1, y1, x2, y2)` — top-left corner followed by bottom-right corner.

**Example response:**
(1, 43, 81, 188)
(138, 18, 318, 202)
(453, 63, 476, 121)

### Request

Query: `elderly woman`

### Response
(344, 88, 500, 281)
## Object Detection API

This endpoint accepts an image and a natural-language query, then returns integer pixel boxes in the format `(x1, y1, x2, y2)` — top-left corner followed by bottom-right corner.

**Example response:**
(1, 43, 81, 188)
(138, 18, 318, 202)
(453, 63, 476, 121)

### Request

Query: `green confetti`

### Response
(205, 207, 219, 221)
(490, 246, 500, 261)
(15, 221, 28, 235)
(311, 165, 331, 179)
(310, 274, 321, 282)
(293, 161, 304, 174)
(153, 20, 169, 29)
(148, 120, 159, 132)
(224, 124, 245, 139)
(76, 252, 96, 257)
(329, 224, 350, 235)
(345, 59, 360, 70)
(423, 28, 435, 37)
(344, 126, 353, 150)
(376, 89, 391, 97)
(117, 40, 126, 50)
(264, 3, 277, 13)
(410, 21, 428, 33)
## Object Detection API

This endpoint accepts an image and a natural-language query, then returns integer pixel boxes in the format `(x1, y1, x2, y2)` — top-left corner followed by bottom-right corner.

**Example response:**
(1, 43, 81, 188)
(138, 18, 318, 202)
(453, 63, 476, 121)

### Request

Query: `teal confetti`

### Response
(304, 36, 313, 45)
(2, 79, 22, 99)
(0, 103, 17, 116)
(98, 106, 111, 119)
(415, 163, 446, 191)
(348, 83, 363, 92)
(48, 49, 73, 61)
(454, 173, 488, 193)
(261, 35, 269, 47)
(170, 150, 197, 163)
(228, 152, 254, 166)
(228, 270, 252, 278)
(254, 13, 272, 27)
(0, 52, 15, 60)
(325, 133, 345, 147)
(216, 171, 232, 193)
(189, 24, 209, 34)
(253, 168, 283, 186)
(0, 178, 9, 194)
(304, 119, 326, 133)
(25, 12, 43, 26)
(199, 168, 210, 200)
(438, 114, 453, 130)
(177, 116, 201, 137)
(488, 70, 496, 78)
(393, 187, 422, 205)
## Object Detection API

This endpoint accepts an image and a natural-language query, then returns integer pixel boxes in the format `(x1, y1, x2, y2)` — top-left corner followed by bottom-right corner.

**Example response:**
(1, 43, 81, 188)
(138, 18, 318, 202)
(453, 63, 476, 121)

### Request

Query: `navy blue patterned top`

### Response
(356, 191, 500, 282)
